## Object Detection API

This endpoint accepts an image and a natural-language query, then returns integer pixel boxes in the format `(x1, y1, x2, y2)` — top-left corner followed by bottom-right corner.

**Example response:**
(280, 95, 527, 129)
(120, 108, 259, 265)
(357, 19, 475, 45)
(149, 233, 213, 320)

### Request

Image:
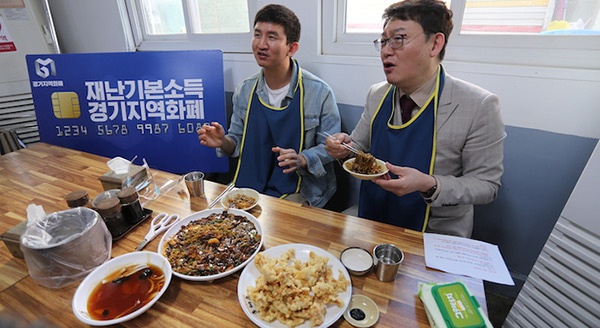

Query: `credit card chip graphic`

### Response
(52, 92, 81, 118)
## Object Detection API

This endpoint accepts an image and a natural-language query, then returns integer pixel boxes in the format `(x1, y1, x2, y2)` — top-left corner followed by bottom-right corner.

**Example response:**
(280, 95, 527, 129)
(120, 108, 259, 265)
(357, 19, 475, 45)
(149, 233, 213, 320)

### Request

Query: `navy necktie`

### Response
(400, 95, 416, 123)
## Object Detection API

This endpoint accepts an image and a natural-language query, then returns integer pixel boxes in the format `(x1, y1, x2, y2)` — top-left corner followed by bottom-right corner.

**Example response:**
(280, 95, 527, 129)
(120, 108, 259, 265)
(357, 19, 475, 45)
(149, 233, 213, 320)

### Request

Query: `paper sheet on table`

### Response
(423, 233, 514, 285)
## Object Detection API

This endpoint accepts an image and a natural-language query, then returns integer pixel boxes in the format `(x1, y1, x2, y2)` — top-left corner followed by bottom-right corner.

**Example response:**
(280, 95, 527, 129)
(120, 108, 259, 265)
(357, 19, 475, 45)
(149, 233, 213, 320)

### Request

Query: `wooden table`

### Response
(0, 143, 486, 327)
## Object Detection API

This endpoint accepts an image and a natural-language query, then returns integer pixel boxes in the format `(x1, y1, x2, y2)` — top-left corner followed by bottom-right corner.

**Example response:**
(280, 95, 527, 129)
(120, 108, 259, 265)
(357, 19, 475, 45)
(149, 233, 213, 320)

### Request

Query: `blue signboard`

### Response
(26, 50, 228, 174)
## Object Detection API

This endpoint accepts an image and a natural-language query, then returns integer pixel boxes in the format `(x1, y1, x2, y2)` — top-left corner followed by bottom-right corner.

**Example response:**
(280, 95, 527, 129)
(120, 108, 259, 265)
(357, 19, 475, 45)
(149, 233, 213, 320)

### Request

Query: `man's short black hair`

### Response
(383, 0, 453, 60)
(254, 4, 301, 44)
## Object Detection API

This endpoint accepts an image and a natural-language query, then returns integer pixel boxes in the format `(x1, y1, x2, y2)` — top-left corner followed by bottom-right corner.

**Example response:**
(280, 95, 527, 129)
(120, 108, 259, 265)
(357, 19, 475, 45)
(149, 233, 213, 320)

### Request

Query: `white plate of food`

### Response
(343, 154, 388, 180)
(158, 208, 262, 282)
(72, 251, 172, 326)
(221, 188, 260, 210)
(238, 243, 352, 328)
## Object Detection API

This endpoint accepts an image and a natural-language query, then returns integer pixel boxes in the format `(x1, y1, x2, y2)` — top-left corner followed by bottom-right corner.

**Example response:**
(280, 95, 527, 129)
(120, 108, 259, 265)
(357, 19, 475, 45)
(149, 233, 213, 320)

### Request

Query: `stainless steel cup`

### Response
(184, 171, 205, 197)
(373, 243, 404, 282)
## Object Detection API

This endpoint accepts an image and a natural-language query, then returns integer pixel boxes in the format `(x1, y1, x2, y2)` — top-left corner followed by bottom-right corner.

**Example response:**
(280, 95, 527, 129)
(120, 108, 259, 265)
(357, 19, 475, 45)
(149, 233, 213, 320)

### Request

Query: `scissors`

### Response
(135, 213, 180, 251)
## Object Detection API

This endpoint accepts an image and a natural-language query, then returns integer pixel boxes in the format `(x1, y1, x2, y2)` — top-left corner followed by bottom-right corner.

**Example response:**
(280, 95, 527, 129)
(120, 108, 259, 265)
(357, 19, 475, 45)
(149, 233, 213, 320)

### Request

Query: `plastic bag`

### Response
(20, 206, 112, 288)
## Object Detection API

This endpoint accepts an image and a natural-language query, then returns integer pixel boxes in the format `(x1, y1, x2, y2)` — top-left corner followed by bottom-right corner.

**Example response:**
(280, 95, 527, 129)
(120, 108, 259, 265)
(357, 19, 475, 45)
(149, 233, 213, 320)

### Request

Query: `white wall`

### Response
(0, 0, 56, 97)
(48, 0, 600, 139)
(48, 0, 132, 53)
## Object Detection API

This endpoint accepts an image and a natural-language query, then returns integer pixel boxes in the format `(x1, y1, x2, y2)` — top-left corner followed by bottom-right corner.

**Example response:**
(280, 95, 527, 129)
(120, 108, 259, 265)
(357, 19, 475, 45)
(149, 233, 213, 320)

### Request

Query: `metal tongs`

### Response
(207, 182, 235, 209)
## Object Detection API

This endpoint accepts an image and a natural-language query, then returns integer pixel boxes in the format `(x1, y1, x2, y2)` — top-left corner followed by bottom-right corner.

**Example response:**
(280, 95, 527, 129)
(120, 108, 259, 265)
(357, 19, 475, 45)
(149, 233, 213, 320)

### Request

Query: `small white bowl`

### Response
(340, 247, 373, 276)
(343, 158, 388, 180)
(343, 294, 380, 328)
(220, 187, 260, 210)
(72, 251, 172, 326)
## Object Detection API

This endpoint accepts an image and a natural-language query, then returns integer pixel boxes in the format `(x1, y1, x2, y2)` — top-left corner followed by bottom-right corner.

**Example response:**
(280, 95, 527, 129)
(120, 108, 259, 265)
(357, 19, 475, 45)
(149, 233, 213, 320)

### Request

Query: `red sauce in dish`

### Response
(87, 263, 165, 320)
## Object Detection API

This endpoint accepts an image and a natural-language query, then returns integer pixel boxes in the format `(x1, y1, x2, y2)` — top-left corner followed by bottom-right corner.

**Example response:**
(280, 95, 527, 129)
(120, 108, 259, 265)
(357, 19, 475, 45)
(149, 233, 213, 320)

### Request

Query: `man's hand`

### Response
(372, 162, 436, 196)
(198, 122, 235, 155)
(197, 122, 226, 148)
(324, 132, 354, 159)
(273, 146, 306, 173)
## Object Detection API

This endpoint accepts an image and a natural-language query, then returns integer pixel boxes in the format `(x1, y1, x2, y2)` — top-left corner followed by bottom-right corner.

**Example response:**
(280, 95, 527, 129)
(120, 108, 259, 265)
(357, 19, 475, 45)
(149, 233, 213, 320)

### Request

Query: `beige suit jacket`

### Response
(351, 73, 505, 237)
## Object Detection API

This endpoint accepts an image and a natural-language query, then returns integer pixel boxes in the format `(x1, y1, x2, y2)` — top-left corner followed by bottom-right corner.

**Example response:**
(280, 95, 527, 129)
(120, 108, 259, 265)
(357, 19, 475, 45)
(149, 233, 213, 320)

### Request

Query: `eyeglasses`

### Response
(373, 32, 425, 51)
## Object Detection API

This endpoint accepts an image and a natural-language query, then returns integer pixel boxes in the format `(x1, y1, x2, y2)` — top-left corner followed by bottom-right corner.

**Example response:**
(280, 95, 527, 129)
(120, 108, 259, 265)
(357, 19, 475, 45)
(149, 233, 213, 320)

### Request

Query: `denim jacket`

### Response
(217, 59, 341, 207)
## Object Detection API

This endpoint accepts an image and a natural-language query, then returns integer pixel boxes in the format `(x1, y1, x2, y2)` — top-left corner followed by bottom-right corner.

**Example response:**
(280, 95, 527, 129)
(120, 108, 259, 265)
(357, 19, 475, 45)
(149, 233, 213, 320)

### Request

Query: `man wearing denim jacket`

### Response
(198, 4, 340, 208)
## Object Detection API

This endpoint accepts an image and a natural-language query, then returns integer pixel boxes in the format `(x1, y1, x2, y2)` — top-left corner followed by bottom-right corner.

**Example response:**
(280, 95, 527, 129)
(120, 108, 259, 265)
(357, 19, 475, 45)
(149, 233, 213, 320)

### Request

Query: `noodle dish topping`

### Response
(162, 211, 262, 277)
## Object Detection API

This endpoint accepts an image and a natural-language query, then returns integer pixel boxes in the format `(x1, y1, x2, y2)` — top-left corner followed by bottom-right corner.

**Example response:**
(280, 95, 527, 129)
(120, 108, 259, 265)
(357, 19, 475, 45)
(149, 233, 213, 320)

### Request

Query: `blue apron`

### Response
(358, 67, 445, 231)
(232, 71, 304, 198)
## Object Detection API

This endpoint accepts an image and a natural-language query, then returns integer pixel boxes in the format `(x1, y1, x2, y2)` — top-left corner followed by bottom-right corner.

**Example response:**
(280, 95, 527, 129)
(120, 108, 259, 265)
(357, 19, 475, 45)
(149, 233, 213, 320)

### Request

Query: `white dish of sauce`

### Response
(72, 251, 172, 326)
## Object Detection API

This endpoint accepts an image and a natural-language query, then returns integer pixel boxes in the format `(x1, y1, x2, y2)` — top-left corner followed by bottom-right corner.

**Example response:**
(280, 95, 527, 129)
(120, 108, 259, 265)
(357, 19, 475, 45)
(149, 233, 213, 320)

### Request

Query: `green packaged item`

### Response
(418, 281, 492, 328)
(431, 282, 485, 328)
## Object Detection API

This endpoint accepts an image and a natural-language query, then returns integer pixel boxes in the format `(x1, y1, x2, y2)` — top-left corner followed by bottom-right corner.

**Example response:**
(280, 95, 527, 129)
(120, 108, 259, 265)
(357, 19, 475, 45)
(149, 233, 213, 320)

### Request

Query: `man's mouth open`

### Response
(383, 62, 395, 73)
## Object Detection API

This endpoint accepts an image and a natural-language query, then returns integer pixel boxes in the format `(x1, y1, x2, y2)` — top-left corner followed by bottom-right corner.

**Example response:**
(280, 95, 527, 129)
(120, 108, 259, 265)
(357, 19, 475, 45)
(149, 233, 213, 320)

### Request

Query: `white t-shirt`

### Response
(265, 82, 290, 107)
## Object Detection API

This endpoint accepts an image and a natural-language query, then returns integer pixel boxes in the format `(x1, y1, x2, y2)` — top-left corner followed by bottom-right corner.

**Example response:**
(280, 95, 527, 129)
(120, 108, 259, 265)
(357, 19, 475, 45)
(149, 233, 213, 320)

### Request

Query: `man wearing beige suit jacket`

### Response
(326, 0, 505, 238)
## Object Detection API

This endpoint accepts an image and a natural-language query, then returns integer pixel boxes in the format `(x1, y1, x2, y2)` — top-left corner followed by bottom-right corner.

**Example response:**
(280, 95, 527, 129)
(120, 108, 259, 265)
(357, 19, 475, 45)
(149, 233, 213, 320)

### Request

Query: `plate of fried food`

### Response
(157, 209, 262, 282)
(238, 243, 352, 328)
(343, 151, 388, 180)
(221, 188, 260, 210)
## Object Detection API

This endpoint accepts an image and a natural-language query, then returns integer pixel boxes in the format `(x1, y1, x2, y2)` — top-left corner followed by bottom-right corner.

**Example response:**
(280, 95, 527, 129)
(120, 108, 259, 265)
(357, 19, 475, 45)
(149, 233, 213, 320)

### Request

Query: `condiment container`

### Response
(340, 247, 373, 276)
(65, 189, 90, 208)
(91, 189, 120, 209)
(117, 187, 144, 224)
(95, 197, 128, 238)
(343, 294, 379, 327)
